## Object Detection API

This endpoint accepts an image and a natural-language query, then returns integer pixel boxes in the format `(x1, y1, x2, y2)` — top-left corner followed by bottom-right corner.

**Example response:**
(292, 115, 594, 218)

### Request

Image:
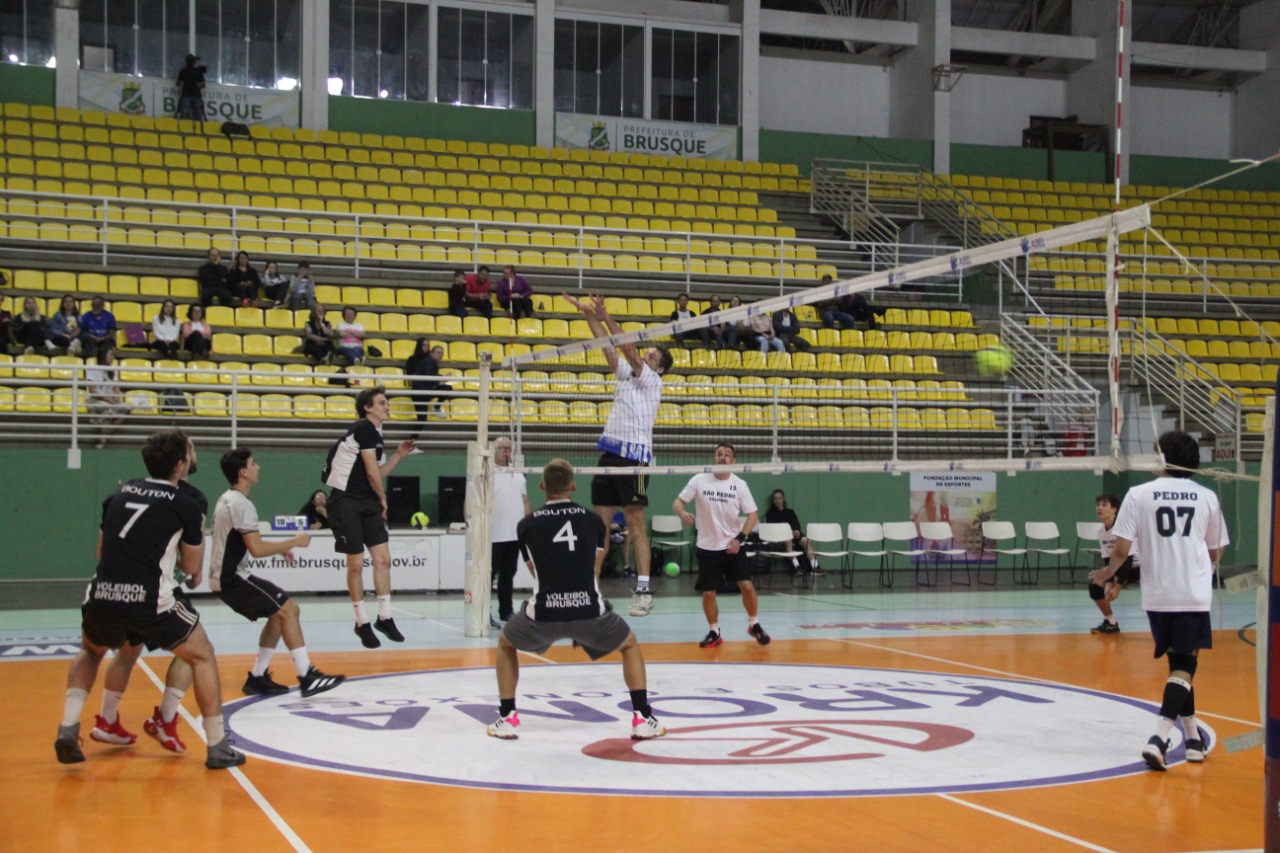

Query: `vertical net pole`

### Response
(1265, 394, 1279, 846)
(462, 354, 494, 638)
(1113, 0, 1126, 207)
(1105, 222, 1124, 466)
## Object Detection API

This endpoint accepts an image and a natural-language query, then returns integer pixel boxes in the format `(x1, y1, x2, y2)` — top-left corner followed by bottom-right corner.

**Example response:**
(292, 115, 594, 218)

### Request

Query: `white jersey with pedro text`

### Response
(1111, 477, 1228, 612)
(678, 472, 757, 551)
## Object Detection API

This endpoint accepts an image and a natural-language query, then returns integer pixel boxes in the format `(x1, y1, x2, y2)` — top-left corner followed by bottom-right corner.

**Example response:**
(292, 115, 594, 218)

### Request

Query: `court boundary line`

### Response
(936, 794, 1118, 852)
(137, 658, 312, 853)
(835, 638, 1260, 727)
(390, 603, 464, 635)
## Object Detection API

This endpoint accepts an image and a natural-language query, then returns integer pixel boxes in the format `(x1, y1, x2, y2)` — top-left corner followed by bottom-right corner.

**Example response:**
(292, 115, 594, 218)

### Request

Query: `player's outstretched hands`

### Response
(294, 532, 312, 550)
(1087, 565, 1114, 585)
(562, 293, 592, 315)
(590, 293, 608, 317)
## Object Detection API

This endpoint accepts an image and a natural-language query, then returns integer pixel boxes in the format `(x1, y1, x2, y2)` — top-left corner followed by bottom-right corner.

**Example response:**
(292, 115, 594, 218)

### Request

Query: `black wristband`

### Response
(735, 532, 747, 543)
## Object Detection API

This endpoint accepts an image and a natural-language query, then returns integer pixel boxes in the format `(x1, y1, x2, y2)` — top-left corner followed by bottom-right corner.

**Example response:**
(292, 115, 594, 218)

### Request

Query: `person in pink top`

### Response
(495, 265, 535, 320)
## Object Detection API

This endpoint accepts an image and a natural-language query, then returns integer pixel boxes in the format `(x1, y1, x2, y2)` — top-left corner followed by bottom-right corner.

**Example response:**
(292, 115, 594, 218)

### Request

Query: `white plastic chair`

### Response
(1074, 521, 1104, 575)
(844, 522, 886, 589)
(918, 520, 969, 586)
(979, 521, 1031, 585)
(650, 514, 692, 574)
(882, 521, 926, 588)
(806, 522, 847, 589)
(755, 521, 804, 589)
(1025, 521, 1073, 584)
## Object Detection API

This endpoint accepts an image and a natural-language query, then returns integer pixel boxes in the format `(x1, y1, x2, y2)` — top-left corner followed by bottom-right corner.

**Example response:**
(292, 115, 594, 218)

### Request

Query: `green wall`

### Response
(759, 131, 933, 177)
(327, 97, 536, 145)
(0, 64, 55, 107)
(1130, 155, 1280, 192)
(951, 144, 1106, 184)
(2, 448, 1256, 581)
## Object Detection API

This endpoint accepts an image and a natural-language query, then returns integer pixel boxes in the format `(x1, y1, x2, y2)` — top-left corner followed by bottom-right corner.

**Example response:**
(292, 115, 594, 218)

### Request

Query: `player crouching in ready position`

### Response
(487, 459, 665, 741)
(210, 448, 345, 699)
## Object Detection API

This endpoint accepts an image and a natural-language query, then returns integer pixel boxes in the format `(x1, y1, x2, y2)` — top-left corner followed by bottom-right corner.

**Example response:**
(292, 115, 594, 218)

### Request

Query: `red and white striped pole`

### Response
(1107, 0, 1126, 467)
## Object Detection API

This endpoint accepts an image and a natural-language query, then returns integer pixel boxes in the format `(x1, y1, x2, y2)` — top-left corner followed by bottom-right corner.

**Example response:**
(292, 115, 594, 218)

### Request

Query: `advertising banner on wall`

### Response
(908, 472, 998, 563)
(79, 71, 300, 127)
(555, 113, 738, 160)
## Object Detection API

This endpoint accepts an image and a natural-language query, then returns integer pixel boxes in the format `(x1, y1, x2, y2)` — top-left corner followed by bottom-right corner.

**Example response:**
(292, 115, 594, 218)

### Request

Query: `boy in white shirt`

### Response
(1087, 493, 1140, 634)
(1090, 431, 1228, 771)
(673, 443, 771, 648)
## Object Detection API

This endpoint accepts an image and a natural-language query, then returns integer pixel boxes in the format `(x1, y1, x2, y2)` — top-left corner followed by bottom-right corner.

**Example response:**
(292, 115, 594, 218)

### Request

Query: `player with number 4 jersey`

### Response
(486, 459, 665, 742)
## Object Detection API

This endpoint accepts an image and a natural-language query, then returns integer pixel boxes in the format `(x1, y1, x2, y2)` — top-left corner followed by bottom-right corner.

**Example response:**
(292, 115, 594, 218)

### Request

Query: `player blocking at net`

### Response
(563, 293, 673, 618)
(486, 459, 665, 741)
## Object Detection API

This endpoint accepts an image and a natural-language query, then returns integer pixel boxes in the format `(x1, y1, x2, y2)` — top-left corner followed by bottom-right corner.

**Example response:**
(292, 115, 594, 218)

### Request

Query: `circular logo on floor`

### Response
(223, 663, 1208, 797)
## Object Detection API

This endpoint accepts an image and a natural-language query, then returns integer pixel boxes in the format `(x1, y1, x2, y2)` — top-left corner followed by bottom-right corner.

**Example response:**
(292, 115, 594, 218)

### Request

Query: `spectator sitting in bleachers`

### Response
(404, 339, 447, 435)
(14, 297, 47, 355)
(180, 303, 212, 358)
(845, 290, 885, 330)
(463, 265, 495, 319)
(286, 261, 317, 310)
(150, 299, 181, 358)
(670, 293, 709, 348)
(262, 260, 289, 306)
(496, 264, 535, 320)
(227, 251, 263, 306)
(334, 306, 366, 365)
(705, 294, 734, 349)
(772, 307, 809, 352)
(198, 247, 233, 307)
(48, 294, 83, 355)
(749, 307, 785, 354)
(303, 305, 335, 364)
(729, 295, 753, 350)
(447, 269, 467, 318)
(81, 295, 118, 359)
(816, 275, 855, 330)
(86, 345, 127, 450)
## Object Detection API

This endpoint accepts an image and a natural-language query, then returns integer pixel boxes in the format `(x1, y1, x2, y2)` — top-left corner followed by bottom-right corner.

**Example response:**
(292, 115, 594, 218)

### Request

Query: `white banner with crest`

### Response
(78, 71, 299, 127)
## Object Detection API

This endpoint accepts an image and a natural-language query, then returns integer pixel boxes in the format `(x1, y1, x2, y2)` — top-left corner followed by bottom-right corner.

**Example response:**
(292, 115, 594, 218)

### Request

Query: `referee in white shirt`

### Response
(1090, 431, 1228, 771)
(491, 437, 531, 625)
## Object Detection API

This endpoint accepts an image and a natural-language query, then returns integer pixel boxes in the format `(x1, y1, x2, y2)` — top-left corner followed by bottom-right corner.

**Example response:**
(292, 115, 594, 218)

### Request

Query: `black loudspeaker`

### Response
(437, 476, 467, 525)
(386, 476, 420, 527)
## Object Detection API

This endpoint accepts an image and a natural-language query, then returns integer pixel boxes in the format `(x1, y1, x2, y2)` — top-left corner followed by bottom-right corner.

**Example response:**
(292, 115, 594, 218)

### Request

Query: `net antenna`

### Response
(462, 352, 495, 638)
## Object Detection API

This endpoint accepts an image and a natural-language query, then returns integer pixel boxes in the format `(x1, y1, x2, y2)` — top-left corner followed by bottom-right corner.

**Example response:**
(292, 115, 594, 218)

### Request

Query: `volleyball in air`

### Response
(663, 562, 681, 577)
(974, 345, 1014, 377)
(410, 512, 430, 528)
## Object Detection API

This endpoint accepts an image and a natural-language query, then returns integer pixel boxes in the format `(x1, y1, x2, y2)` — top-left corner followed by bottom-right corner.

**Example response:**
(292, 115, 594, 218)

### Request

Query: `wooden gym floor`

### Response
(0, 580, 1262, 853)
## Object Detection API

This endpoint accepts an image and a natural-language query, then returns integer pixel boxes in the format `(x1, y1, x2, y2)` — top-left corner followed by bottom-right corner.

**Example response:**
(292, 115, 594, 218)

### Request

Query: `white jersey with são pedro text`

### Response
(1111, 477, 1228, 612)
(678, 472, 757, 551)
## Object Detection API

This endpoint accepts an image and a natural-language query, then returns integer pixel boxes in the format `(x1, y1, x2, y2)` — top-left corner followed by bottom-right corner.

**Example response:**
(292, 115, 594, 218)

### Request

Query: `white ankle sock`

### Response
(159, 687, 185, 722)
(353, 600, 368, 625)
(748, 616, 759, 628)
(251, 646, 275, 677)
(1181, 715, 1201, 740)
(203, 714, 226, 745)
(100, 689, 124, 723)
(708, 623, 720, 635)
(290, 646, 312, 676)
(636, 577, 650, 592)
(1154, 716, 1175, 740)
(376, 594, 392, 619)
(62, 688, 89, 727)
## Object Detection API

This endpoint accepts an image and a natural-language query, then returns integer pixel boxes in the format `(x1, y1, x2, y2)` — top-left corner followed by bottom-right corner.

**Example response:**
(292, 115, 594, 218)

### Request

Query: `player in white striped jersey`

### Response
(564, 293, 672, 619)
(1090, 431, 1228, 771)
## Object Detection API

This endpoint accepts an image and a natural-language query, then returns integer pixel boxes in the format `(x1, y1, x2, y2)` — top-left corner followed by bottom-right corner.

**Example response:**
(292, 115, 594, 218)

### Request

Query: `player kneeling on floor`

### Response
(487, 459, 664, 741)
(211, 447, 345, 698)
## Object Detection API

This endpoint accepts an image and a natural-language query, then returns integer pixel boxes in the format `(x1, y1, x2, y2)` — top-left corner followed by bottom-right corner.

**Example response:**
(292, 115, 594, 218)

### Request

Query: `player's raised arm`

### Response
(591, 294, 643, 375)
(563, 292, 621, 374)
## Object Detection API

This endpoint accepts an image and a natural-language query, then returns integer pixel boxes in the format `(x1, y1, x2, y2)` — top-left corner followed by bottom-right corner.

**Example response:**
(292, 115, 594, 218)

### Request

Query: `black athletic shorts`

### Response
(218, 573, 289, 620)
(1088, 557, 1139, 600)
(81, 594, 200, 652)
(1147, 611, 1213, 658)
(501, 608, 631, 660)
(697, 547, 751, 591)
(591, 452, 649, 508)
(328, 489, 389, 555)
